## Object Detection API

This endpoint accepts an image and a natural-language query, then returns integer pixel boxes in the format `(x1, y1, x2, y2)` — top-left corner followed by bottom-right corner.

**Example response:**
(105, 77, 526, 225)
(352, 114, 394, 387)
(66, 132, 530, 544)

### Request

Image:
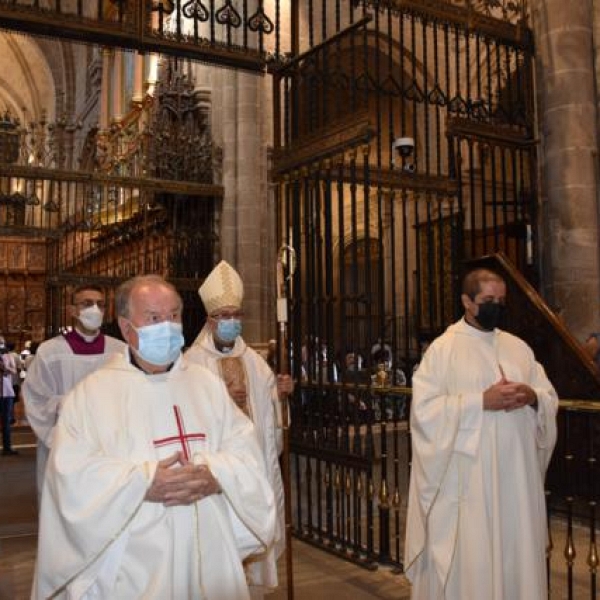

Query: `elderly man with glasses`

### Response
(186, 260, 292, 600)
(23, 284, 125, 500)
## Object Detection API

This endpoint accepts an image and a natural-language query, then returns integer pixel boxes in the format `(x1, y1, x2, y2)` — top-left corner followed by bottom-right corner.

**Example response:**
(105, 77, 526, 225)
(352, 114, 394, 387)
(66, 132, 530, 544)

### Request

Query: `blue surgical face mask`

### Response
(215, 319, 242, 343)
(132, 321, 184, 366)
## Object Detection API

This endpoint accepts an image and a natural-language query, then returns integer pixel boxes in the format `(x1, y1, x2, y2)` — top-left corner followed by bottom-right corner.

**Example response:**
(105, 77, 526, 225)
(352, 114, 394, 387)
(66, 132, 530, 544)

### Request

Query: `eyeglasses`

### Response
(76, 299, 106, 310)
(210, 311, 244, 321)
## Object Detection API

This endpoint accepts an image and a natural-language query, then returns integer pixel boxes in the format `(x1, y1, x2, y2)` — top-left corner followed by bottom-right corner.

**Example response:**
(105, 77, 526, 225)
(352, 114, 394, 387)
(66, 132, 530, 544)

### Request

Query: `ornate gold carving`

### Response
(219, 356, 251, 418)
(7, 242, 25, 269)
(27, 244, 46, 271)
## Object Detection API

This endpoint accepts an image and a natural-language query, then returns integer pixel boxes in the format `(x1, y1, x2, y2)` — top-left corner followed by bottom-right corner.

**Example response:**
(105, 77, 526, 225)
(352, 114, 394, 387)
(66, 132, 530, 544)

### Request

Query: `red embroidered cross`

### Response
(153, 405, 206, 461)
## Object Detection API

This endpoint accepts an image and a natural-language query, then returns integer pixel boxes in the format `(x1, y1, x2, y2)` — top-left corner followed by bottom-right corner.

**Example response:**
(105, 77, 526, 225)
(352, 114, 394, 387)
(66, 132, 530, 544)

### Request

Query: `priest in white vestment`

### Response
(33, 275, 276, 600)
(186, 260, 290, 599)
(22, 284, 126, 498)
(404, 268, 558, 600)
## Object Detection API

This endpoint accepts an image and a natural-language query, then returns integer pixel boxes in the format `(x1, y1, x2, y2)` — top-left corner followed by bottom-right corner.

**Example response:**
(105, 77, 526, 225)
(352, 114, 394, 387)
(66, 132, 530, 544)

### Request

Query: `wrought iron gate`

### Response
(0, 0, 539, 574)
(0, 59, 221, 342)
(273, 0, 536, 568)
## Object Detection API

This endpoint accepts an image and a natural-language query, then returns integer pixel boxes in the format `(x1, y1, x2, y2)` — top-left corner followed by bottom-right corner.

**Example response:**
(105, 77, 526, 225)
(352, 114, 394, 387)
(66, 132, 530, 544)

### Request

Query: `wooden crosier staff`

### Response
(276, 244, 295, 600)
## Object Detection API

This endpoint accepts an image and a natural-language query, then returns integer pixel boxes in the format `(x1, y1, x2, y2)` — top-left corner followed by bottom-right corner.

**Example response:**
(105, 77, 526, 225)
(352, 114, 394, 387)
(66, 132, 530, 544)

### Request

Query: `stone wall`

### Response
(532, 0, 600, 342)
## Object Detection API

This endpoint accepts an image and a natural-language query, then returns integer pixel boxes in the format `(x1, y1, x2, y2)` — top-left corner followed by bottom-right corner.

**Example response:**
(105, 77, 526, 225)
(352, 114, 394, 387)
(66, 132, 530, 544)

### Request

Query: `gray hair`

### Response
(115, 275, 182, 318)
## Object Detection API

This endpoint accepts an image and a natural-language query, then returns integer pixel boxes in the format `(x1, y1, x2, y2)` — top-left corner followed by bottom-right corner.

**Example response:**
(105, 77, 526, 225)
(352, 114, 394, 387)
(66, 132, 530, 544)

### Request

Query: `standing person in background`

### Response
(20, 339, 32, 364)
(186, 260, 292, 600)
(32, 274, 275, 599)
(6, 342, 23, 424)
(22, 285, 126, 499)
(404, 268, 558, 600)
(0, 335, 18, 456)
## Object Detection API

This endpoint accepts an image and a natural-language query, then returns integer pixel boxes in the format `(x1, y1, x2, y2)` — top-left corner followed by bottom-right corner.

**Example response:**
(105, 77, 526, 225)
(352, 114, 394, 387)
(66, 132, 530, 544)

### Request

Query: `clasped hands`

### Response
(145, 452, 221, 507)
(483, 373, 537, 412)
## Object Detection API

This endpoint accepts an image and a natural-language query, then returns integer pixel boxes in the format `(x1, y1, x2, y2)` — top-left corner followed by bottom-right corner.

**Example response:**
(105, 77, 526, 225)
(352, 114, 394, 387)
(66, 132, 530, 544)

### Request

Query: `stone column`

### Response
(532, 0, 600, 340)
(132, 53, 145, 105)
(146, 54, 158, 97)
(235, 70, 264, 343)
(219, 67, 239, 266)
(204, 67, 274, 344)
(99, 48, 111, 130)
(112, 50, 124, 123)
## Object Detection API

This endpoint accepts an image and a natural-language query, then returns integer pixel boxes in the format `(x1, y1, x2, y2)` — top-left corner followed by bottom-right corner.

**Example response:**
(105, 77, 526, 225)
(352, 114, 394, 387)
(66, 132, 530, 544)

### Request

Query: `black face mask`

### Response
(475, 301, 506, 331)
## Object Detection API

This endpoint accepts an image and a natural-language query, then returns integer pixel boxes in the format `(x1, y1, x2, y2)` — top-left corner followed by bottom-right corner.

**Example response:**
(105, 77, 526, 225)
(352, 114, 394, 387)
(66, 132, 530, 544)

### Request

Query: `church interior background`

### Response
(0, 0, 599, 596)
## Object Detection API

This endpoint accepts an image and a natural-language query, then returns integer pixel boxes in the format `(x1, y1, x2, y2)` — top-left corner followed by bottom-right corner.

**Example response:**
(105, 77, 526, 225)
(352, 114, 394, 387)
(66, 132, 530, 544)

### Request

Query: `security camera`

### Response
(392, 137, 415, 158)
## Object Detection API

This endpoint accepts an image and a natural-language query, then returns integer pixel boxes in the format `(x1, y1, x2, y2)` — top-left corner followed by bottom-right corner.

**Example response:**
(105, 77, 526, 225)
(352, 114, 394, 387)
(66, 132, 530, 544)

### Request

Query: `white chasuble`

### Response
(404, 318, 558, 600)
(33, 353, 275, 600)
(186, 331, 285, 594)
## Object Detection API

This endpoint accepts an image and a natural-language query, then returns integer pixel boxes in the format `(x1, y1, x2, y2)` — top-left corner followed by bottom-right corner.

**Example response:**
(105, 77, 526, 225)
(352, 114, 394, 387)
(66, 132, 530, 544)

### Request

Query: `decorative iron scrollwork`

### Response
(42, 198, 59, 213)
(467, 98, 489, 120)
(183, 0, 210, 21)
(145, 59, 216, 184)
(215, 0, 242, 28)
(427, 83, 448, 107)
(448, 94, 469, 115)
(381, 75, 402, 97)
(248, 6, 274, 34)
(404, 80, 425, 103)
(359, 0, 526, 25)
(472, 0, 525, 22)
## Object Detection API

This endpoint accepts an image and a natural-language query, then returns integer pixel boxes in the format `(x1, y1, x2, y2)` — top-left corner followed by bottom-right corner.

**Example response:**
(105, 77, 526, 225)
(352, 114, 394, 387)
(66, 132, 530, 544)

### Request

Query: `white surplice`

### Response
(404, 318, 558, 600)
(33, 351, 276, 600)
(186, 329, 285, 595)
(22, 333, 126, 495)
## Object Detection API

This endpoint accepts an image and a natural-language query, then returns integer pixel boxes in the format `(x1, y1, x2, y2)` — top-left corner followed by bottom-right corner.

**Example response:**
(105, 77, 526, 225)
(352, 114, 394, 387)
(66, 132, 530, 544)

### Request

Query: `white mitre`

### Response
(198, 260, 244, 314)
